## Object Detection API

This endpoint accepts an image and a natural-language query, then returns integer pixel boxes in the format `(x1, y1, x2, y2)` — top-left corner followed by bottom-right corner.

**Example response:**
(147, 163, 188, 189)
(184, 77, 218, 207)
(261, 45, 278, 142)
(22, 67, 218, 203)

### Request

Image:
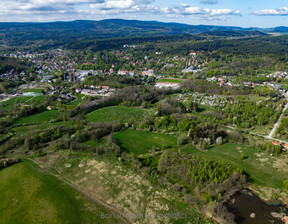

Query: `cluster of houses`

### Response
(155, 82, 180, 89)
(266, 72, 288, 79)
(272, 141, 288, 151)
(206, 76, 234, 86)
(176, 92, 228, 108)
(0, 69, 28, 81)
(206, 74, 288, 94)
(76, 85, 116, 97)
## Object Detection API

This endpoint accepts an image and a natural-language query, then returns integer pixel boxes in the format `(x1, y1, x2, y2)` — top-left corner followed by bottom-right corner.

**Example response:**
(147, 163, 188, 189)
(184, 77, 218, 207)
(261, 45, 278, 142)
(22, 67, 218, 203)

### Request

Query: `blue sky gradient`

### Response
(0, 0, 287, 27)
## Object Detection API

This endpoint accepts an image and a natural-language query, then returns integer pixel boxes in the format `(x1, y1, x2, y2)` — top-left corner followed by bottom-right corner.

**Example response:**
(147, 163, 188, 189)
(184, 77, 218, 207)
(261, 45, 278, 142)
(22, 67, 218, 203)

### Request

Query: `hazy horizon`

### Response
(0, 0, 287, 28)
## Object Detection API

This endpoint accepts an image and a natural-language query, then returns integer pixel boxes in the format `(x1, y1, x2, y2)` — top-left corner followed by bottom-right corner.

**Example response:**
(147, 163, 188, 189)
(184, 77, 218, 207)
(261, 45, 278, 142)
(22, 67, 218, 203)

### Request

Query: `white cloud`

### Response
(90, 0, 135, 10)
(254, 7, 288, 16)
(158, 5, 241, 20)
(201, 0, 218, 5)
(0, 0, 241, 22)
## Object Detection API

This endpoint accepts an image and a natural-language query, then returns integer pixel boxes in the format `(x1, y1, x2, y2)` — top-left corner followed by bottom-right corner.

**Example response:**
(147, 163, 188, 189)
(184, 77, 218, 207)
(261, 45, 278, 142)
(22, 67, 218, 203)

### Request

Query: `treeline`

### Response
(181, 79, 252, 95)
(0, 158, 20, 170)
(67, 34, 193, 51)
(69, 86, 179, 117)
(191, 35, 288, 58)
(81, 74, 155, 88)
(0, 95, 57, 134)
(0, 79, 22, 94)
(0, 56, 32, 74)
(223, 98, 284, 128)
(139, 111, 244, 147)
(52, 121, 122, 156)
(275, 117, 288, 139)
(0, 125, 78, 154)
(157, 150, 246, 223)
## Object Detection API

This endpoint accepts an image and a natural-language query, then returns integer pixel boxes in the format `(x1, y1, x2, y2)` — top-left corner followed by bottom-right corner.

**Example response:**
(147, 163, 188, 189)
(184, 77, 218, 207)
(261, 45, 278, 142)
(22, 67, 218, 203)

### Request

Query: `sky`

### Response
(0, 0, 287, 28)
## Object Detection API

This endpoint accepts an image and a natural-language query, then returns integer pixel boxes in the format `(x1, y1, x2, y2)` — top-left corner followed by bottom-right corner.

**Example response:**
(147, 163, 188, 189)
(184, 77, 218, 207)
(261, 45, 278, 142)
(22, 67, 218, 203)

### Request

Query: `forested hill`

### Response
(0, 19, 286, 49)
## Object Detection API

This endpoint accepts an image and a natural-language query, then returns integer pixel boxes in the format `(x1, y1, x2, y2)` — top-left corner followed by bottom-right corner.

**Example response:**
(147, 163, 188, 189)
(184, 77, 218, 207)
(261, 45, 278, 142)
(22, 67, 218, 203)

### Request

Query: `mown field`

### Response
(22, 89, 44, 93)
(113, 129, 177, 155)
(86, 106, 146, 123)
(0, 96, 46, 111)
(0, 161, 120, 224)
(15, 109, 61, 125)
(0, 97, 32, 110)
(157, 78, 183, 83)
(182, 143, 287, 189)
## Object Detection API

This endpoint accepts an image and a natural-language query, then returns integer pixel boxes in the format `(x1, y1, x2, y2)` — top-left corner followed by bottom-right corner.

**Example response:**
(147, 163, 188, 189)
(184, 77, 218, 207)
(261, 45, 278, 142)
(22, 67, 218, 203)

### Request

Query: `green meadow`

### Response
(0, 97, 33, 110)
(15, 109, 61, 125)
(68, 99, 85, 106)
(113, 129, 177, 155)
(157, 78, 183, 83)
(22, 89, 44, 93)
(0, 96, 46, 111)
(0, 161, 120, 224)
(182, 143, 286, 189)
(86, 106, 146, 123)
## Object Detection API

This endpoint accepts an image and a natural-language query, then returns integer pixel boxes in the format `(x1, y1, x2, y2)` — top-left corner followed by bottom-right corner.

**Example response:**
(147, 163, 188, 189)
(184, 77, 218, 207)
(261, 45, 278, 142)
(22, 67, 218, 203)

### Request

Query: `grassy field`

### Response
(182, 143, 286, 189)
(0, 96, 46, 111)
(86, 106, 146, 123)
(15, 109, 61, 125)
(0, 97, 33, 110)
(22, 89, 44, 93)
(68, 99, 85, 106)
(113, 129, 177, 155)
(25, 95, 46, 104)
(34, 151, 208, 224)
(12, 121, 71, 134)
(0, 161, 120, 224)
(157, 78, 183, 83)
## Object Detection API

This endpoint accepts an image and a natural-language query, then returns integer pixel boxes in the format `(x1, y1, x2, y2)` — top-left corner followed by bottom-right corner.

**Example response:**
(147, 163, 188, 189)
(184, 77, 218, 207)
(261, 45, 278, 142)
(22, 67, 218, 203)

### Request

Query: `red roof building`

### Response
(272, 141, 281, 146)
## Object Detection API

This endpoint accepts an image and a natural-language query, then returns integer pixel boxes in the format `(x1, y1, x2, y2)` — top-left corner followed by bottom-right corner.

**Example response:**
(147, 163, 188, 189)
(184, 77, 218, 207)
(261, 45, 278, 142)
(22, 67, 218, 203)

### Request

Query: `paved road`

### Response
(267, 101, 288, 139)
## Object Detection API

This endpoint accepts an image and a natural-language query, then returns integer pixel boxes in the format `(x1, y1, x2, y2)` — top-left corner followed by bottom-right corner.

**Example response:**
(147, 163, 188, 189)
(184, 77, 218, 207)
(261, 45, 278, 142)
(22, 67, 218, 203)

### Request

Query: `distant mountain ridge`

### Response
(0, 19, 286, 49)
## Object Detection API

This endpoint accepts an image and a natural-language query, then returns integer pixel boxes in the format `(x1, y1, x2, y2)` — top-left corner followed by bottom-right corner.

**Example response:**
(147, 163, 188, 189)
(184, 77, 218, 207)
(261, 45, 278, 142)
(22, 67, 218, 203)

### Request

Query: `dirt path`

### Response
(30, 159, 133, 224)
(0, 96, 11, 103)
(22, 95, 36, 104)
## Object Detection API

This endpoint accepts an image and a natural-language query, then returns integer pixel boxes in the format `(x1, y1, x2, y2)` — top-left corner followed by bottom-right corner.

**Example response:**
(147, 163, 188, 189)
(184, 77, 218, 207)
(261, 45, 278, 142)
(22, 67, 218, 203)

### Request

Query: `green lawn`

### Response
(22, 89, 44, 93)
(0, 96, 46, 111)
(86, 106, 146, 123)
(113, 129, 177, 155)
(0, 97, 33, 110)
(26, 95, 46, 104)
(68, 99, 85, 106)
(182, 143, 285, 189)
(15, 109, 61, 125)
(157, 78, 183, 83)
(0, 161, 119, 224)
